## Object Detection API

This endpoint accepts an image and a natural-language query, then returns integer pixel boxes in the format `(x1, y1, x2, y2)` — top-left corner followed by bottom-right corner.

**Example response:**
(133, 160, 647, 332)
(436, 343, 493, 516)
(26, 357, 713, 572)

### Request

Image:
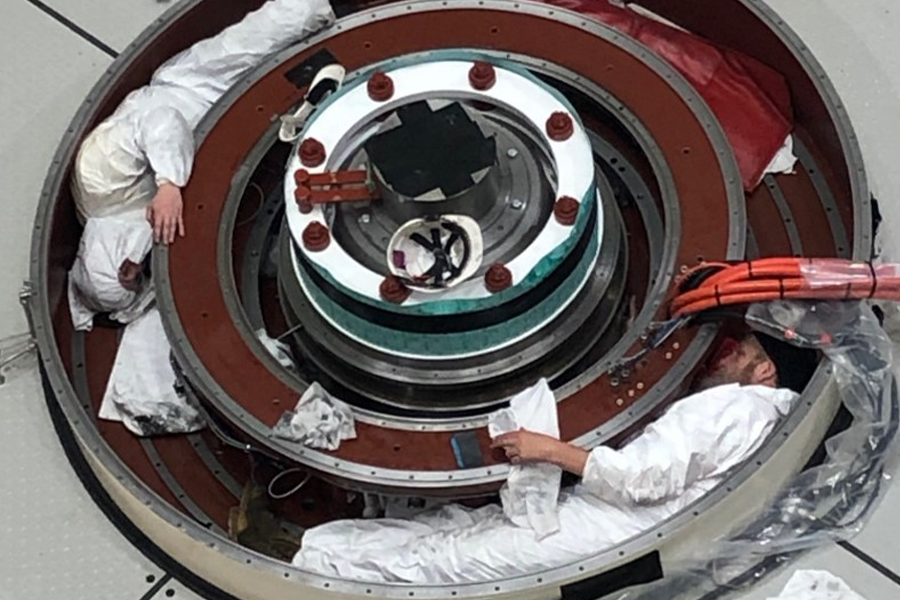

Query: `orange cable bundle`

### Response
(670, 258, 900, 318)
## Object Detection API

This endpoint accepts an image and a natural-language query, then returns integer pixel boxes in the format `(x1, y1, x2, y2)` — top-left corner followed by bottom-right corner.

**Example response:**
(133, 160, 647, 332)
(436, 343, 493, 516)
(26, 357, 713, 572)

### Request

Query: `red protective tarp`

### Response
(544, 0, 793, 191)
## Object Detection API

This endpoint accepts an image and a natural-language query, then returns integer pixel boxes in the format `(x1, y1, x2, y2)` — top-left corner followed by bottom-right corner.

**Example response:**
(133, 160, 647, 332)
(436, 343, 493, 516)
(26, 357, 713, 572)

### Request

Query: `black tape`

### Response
(451, 432, 485, 469)
(285, 48, 339, 89)
(560, 551, 663, 600)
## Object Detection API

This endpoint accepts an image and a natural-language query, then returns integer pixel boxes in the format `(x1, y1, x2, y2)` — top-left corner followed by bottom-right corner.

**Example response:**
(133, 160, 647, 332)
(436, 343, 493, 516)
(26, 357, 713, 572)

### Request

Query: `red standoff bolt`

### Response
(302, 221, 331, 252)
(367, 71, 395, 102)
(484, 263, 513, 293)
(554, 196, 580, 226)
(469, 61, 497, 91)
(294, 185, 313, 214)
(380, 276, 411, 304)
(299, 138, 326, 168)
(546, 111, 574, 142)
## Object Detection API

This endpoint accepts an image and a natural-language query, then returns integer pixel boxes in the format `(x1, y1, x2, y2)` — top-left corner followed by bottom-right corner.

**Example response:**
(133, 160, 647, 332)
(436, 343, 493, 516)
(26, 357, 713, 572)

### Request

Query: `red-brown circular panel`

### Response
(167, 7, 734, 480)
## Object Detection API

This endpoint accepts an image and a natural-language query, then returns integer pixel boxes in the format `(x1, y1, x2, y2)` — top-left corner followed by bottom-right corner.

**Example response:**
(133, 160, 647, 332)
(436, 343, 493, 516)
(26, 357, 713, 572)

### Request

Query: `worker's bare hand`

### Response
(147, 182, 185, 245)
(491, 429, 561, 465)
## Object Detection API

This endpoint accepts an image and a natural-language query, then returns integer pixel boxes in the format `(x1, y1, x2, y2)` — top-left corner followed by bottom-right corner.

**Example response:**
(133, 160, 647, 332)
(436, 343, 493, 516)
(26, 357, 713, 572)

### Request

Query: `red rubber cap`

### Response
(302, 221, 331, 252)
(554, 196, 580, 226)
(367, 71, 395, 102)
(546, 111, 574, 141)
(484, 263, 513, 293)
(469, 61, 497, 91)
(299, 138, 326, 168)
(294, 169, 311, 185)
(380, 276, 411, 304)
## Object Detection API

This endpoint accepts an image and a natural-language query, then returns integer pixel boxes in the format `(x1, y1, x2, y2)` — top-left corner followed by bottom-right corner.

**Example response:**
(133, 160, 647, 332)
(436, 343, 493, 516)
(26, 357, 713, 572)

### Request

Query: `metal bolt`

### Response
(511, 198, 524, 210)
(507, 148, 519, 159)
(359, 213, 371, 224)
(616, 398, 624, 407)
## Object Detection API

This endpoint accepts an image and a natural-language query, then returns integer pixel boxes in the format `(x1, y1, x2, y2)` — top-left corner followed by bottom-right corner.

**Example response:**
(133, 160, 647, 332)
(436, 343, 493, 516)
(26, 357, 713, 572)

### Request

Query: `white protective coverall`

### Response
(72, 0, 335, 221)
(68, 217, 203, 435)
(293, 384, 797, 584)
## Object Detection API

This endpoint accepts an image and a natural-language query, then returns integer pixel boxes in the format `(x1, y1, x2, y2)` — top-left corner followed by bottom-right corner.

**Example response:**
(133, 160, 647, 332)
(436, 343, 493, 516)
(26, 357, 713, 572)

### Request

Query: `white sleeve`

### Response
(133, 105, 194, 187)
(581, 385, 796, 505)
(150, 0, 336, 107)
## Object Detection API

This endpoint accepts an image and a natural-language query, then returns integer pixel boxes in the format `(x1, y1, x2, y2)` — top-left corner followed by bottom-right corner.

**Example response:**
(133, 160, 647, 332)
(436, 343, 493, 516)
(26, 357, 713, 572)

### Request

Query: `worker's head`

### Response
(694, 334, 779, 390)
(68, 216, 155, 329)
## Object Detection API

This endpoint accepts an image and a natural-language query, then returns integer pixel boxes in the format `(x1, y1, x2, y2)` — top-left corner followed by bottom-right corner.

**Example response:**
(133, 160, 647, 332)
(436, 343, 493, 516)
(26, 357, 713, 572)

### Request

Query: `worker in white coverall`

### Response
(283, 335, 793, 584)
(68, 0, 334, 323)
(65, 0, 334, 435)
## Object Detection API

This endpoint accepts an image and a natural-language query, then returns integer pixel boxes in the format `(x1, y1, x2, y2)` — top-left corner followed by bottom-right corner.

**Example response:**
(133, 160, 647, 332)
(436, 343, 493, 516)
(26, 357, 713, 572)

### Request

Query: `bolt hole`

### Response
(682, 147, 691, 155)
(364, 41, 372, 49)
(165, 590, 175, 598)
(490, 26, 499, 34)
(394, 444, 402, 452)
(197, 203, 204, 211)
(255, 105, 265, 112)
(146, 575, 156, 584)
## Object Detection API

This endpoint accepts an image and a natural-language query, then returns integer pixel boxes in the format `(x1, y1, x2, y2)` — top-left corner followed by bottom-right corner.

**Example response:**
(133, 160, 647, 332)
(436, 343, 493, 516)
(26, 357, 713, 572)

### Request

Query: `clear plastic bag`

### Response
(621, 300, 899, 598)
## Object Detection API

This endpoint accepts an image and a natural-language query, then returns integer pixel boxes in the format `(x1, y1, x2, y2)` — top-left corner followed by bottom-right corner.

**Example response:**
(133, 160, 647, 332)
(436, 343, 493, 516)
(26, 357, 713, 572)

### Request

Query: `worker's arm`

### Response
(491, 431, 589, 475)
(580, 385, 793, 505)
(132, 106, 192, 244)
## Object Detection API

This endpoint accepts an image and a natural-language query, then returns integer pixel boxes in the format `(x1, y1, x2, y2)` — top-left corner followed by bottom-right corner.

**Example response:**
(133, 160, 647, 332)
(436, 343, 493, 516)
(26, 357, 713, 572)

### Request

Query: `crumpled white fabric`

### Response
(256, 329, 295, 370)
(72, 0, 335, 220)
(295, 384, 796, 585)
(488, 378, 561, 539)
(68, 216, 155, 331)
(764, 134, 798, 177)
(100, 308, 205, 436)
(766, 570, 868, 600)
(273, 382, 356, 450)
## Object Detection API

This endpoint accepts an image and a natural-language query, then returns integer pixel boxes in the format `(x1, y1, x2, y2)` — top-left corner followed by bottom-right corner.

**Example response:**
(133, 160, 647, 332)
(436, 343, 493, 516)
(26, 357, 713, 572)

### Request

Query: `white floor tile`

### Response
(0, 363, 164, 600)
(735, 545, 894, 600)
(0, 0, 111, 340)
(37, 0, 172, 53)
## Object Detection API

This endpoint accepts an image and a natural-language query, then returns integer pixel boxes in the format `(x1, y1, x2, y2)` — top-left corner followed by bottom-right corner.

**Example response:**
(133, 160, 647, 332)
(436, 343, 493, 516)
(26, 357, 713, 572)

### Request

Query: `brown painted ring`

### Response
(157, 3, 742, 492)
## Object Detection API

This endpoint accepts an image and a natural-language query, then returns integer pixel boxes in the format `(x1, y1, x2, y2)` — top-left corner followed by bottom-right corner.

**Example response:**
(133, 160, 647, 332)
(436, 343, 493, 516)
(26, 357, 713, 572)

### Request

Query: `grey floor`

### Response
(1, 1, 899, 599)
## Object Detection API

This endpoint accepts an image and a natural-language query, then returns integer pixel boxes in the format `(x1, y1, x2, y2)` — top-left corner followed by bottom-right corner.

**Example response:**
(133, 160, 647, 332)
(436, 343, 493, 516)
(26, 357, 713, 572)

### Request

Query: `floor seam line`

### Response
(837, 540, 900, 588)
(21, 0, 120, 58)
(139, 573, 173, 600)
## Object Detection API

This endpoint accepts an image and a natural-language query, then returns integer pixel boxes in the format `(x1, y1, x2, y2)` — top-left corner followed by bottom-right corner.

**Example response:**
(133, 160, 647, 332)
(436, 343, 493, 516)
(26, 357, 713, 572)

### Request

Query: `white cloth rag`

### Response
(256, 329, 295, 370)
(68, 216, 155, 331)
(100, 308, 205, 436)
(767, 570, 868, 600)
(274, 382, 357, 451)
(488, 378, 562, 540)
(764, 134, 798, 177)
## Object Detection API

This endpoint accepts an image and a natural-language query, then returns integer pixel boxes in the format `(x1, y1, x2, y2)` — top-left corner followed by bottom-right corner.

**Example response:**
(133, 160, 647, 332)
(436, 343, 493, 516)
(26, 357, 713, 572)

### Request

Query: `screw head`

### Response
(511, 198, 524, 210)
(367, 71, 394, 102)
